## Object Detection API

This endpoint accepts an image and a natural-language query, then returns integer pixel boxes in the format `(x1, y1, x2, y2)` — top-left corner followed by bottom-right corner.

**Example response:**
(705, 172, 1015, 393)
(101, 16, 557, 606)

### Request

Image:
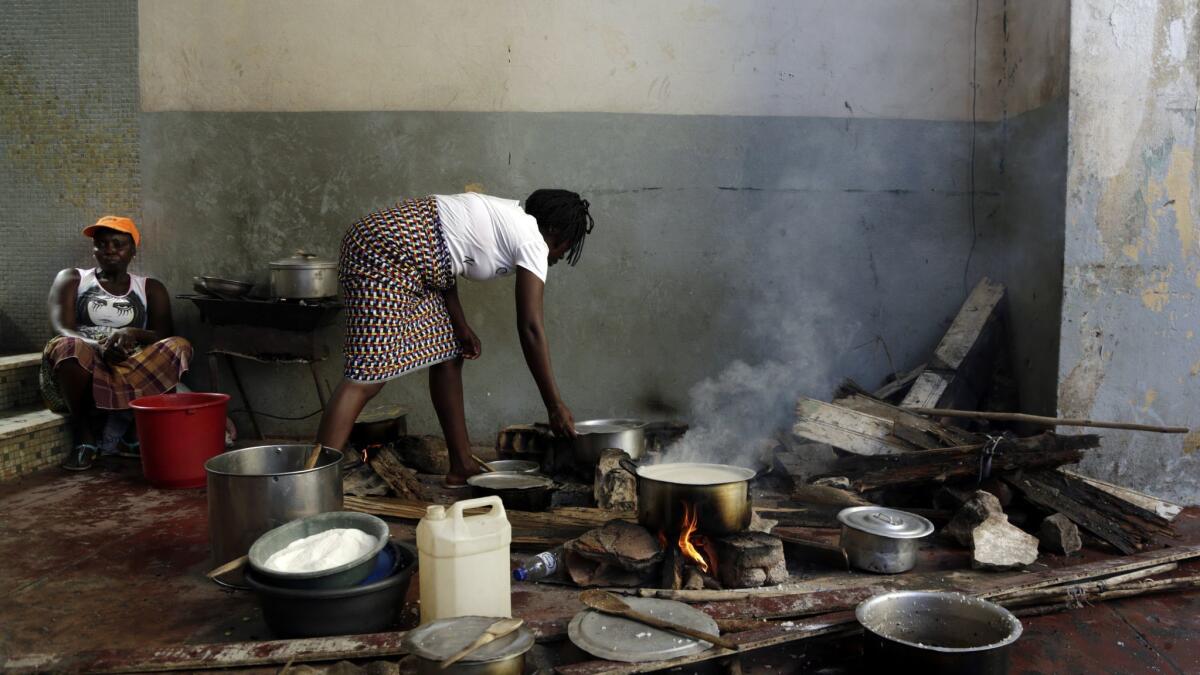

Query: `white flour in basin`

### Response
(263, 528, 378, 573)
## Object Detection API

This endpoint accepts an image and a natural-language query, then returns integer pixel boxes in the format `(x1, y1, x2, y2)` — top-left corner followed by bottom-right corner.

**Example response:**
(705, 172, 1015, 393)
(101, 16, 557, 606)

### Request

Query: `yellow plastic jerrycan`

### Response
(416, 495, 512, 623)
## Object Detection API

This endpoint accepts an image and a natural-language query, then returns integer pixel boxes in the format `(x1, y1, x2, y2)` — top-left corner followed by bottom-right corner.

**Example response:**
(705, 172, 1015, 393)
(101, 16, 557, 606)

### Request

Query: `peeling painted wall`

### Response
(1061, 0, 1200, 502)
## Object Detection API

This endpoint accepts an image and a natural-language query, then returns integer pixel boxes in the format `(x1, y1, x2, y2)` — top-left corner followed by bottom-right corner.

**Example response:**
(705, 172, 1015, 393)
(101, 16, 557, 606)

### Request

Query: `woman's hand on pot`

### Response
(455, 324, 481, 360)
(548, 402, 577, 438)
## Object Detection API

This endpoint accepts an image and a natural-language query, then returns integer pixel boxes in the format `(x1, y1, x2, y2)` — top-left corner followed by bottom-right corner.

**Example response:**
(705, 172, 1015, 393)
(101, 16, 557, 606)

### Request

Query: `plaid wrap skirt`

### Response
(339, 197, 461, 383)
(41, 335, 193, 411)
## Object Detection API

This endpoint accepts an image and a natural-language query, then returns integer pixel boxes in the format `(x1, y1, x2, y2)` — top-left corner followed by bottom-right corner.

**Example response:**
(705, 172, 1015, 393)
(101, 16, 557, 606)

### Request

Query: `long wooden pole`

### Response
(906, 407, 1189, 434)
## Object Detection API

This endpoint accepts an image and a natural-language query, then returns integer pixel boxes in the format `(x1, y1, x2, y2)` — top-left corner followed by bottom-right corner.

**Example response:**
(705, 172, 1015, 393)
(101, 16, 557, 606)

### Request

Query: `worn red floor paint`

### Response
(1, 461, 1198, 674)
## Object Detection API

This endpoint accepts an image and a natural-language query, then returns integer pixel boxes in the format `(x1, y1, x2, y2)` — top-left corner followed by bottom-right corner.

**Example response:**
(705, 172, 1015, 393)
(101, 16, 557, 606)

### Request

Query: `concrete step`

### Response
(0, 406, 70, 480)
(0, 353, 42, 411)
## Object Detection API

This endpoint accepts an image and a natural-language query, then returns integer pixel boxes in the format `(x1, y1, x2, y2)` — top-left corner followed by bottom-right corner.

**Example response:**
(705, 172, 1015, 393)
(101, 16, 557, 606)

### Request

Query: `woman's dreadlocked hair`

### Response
(524, 189, 594, 266)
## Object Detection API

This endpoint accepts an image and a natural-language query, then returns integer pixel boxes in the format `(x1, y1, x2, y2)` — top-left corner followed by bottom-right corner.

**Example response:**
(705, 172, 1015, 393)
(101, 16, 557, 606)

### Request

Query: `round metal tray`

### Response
(567, 596, 719, 663)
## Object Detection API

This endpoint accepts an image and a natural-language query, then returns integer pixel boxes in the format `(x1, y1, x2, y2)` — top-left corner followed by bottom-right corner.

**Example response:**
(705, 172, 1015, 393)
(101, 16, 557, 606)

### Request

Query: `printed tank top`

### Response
(75, 268, 149, 341)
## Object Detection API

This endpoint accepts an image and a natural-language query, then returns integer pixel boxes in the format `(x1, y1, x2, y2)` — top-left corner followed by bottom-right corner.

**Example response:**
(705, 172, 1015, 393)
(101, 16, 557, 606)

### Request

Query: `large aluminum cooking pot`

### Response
(205, 445, 343, 586)
(573, 418, 646, 465)
(269, 251, 338, 299)
(620, 459, 754, 535)
(838, 506, 934, 574)
(856, 591, 1022, 674)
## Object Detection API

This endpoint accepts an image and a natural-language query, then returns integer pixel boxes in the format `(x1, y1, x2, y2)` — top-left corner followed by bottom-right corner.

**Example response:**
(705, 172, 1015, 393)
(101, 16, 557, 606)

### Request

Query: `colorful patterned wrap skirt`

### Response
(40, 335, 193, 411)
(339, 197, 461, 383)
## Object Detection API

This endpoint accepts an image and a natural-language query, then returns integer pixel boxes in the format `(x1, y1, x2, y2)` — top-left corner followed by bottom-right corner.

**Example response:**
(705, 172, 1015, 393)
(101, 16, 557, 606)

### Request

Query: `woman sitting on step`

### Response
(42, 216, 193, 471)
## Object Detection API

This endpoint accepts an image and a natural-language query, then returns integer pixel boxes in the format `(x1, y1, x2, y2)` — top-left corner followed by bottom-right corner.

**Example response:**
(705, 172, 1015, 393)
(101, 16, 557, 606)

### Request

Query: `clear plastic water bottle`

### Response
(512, 546, 565, 582)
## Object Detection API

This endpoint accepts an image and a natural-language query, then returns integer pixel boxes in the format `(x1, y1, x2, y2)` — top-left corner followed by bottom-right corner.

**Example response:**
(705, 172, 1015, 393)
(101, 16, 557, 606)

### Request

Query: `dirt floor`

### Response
(1, 458, 1198, 673)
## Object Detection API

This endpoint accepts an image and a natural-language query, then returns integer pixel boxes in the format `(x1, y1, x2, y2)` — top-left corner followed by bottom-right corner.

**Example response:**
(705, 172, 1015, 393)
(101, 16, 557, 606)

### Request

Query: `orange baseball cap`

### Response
(83, 216, 141, 247)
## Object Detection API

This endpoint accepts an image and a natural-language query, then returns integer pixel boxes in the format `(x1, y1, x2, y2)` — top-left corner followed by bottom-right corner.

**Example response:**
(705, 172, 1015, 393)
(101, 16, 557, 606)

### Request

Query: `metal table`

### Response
(180, 295, 343, 439)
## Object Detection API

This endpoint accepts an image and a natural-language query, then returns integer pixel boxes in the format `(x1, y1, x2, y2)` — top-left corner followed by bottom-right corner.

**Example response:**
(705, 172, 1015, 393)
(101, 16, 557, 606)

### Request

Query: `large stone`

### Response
(1038, 513, 1083, 555)
(715, 531, 788, 588)
(971, 514, 1039, 571)
(395, 435, 450, 475)
(945, 490, 1005, 547)
(594, 449, 637, 511)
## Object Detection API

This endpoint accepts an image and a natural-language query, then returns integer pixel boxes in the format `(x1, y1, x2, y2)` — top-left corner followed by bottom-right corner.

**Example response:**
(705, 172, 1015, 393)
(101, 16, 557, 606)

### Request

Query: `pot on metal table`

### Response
(269, 251, 338, 299)
(619, 459, 754, 535)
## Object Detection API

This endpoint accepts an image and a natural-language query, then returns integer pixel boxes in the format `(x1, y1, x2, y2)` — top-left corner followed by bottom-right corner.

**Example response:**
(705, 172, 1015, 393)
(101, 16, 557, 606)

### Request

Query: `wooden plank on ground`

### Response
(793, 397, 915, 456)
(1061, 469, 1184, 521)
(0, 632, 410, 674)
(344, 495, 635, 530)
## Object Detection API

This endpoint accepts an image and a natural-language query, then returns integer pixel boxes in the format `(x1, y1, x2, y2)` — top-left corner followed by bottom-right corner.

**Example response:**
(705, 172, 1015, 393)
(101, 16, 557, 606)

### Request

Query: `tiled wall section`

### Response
(0, 1, 140, 352)
(0, 420, 71, 481)
(0, 369, 39, 410)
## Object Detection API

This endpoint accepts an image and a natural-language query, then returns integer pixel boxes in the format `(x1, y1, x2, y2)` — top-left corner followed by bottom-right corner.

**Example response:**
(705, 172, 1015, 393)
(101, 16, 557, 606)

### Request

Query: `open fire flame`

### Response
(676, 502, 718, 576)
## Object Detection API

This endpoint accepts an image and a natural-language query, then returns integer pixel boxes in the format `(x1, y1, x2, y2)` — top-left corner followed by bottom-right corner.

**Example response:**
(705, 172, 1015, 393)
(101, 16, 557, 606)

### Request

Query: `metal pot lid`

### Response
(568, 596, 719, 662)
(838, 506, 934, 539)
(269, 251, 337, 269)
(467, 473, 554, 491)
(575, 418, 647, 434)
(404, 616, 534, 663)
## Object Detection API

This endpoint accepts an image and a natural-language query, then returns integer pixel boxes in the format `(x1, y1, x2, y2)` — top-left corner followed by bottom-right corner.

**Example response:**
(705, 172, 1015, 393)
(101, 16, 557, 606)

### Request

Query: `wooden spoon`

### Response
(206, 554, 248, 579)
(579, 589, 738, 650)
(471, 454, 495, 472)
(304, 442, 322, 470)
(440, 617, 524, 669)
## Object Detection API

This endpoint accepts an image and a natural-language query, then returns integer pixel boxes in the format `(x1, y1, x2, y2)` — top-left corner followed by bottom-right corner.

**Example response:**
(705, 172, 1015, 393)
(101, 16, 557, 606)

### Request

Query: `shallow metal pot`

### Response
(856, 591, 1022, 675)
(573, 418, 647, 465)
(269, 252, 338, 299)
(407, 617, 533, 675)
(485, 459, 541, 474)
(468, 473, 555, 512)
(205, 445, 344, 583)
(621, 459, 754, 536)
(838, 506, 933, 574)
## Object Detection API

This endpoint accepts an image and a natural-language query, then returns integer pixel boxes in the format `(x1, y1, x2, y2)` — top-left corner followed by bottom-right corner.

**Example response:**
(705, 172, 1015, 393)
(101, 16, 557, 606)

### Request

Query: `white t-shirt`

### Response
(434, 193, 549, 282)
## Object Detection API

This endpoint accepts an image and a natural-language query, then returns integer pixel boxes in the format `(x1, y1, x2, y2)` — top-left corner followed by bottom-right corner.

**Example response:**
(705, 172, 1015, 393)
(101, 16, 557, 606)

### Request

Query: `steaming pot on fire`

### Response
(619, 459, 754, 536)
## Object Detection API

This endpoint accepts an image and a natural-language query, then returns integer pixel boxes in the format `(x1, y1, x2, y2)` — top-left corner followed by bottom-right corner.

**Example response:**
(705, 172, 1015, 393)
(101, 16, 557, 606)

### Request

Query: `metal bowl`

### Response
(196, 275, 253, 298)
(856, 591, 1022, 675)
(246, 541, 416, 639)
(468, 473, 555, 511)
(486, 459, 541, 474)
(248, 511, 390, 589)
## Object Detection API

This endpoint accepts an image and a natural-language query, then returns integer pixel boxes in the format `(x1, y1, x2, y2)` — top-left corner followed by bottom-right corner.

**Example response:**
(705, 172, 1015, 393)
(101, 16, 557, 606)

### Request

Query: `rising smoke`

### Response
(663, 296, 859, 469)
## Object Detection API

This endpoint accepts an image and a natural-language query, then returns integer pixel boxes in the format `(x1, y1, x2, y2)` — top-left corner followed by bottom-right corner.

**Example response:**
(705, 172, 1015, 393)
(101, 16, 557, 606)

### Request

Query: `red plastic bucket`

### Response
(130, 393, 230, 489)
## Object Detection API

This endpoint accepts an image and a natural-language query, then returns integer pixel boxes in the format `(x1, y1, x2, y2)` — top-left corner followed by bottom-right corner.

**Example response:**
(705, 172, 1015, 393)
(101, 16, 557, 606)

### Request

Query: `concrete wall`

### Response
(134, 0, 1025, 444)
(1061, 0, 1200, 502)
(4, 1, 1077, 459)
(0, 0, 140, 350)
(979, 0, 1070, 417)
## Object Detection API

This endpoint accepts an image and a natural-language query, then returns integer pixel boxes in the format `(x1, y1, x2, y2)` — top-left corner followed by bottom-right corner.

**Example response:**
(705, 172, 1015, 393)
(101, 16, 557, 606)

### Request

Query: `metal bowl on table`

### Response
(856, 591, 1022, 675)
(194, 275, 254, 298)
(247, 511, 390, 589)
